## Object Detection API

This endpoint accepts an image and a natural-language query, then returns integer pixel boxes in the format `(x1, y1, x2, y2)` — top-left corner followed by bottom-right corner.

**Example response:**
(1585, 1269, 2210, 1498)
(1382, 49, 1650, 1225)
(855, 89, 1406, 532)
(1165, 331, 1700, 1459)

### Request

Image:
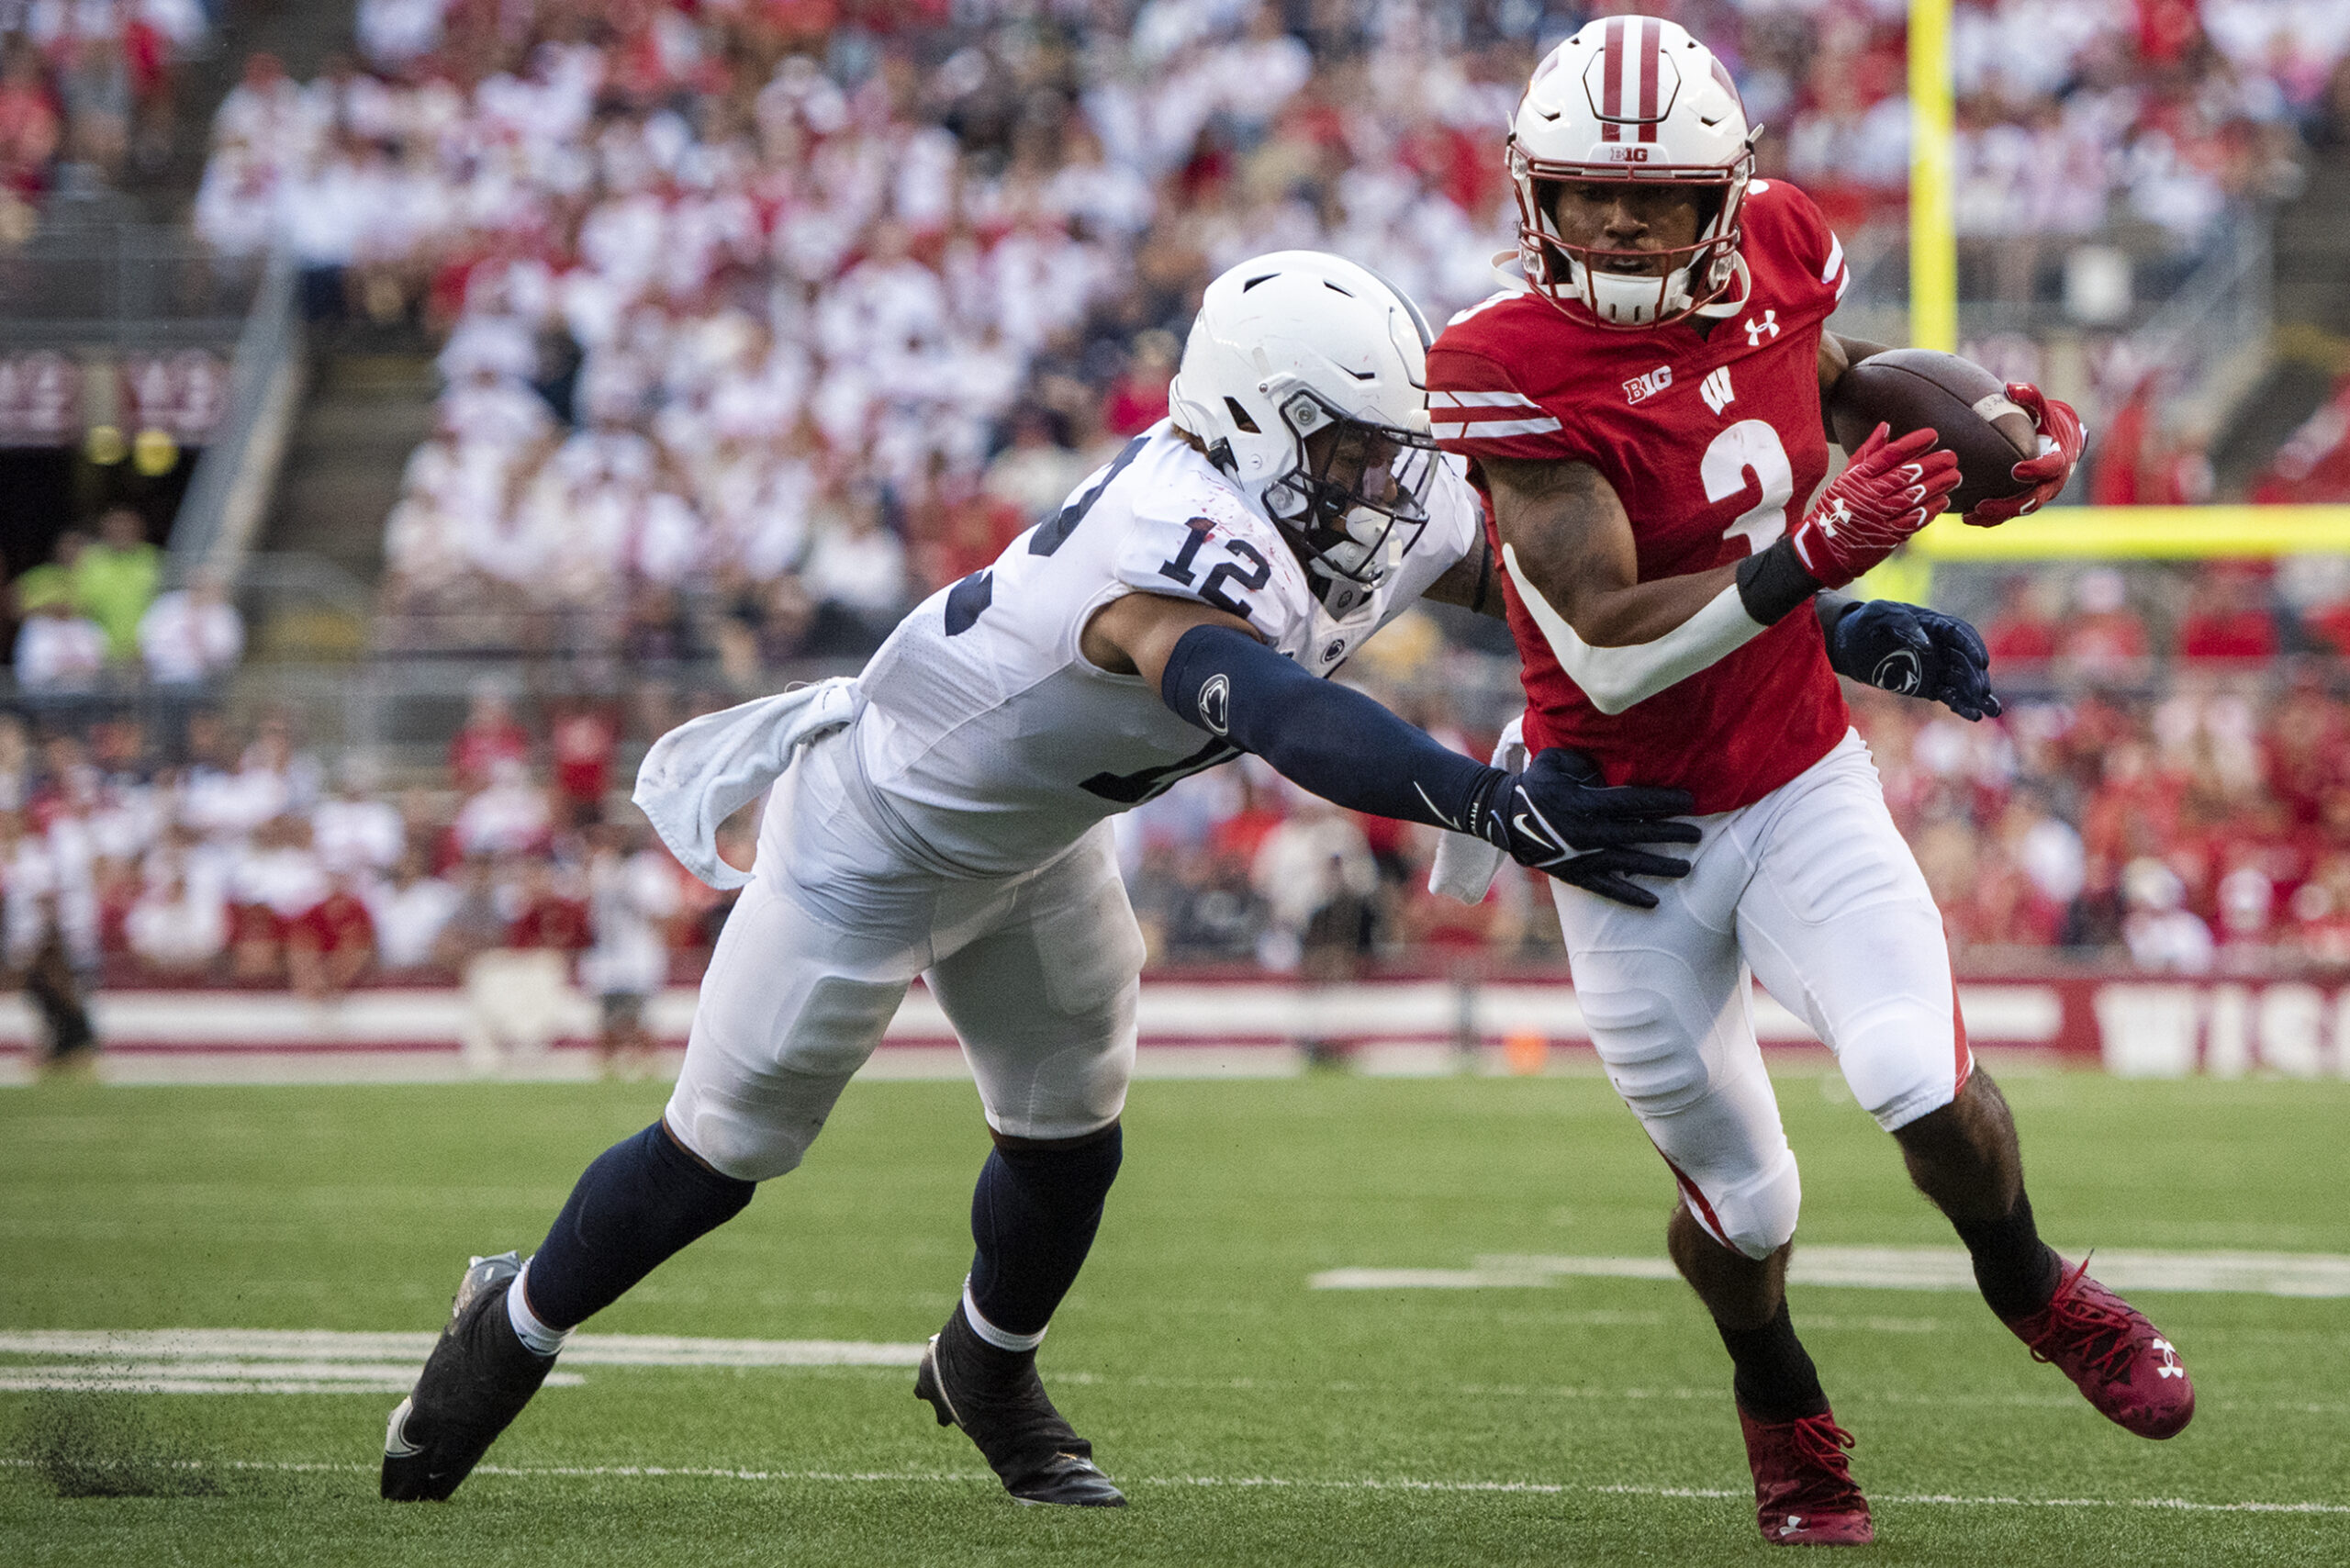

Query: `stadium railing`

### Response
(164, 249, 299, 577)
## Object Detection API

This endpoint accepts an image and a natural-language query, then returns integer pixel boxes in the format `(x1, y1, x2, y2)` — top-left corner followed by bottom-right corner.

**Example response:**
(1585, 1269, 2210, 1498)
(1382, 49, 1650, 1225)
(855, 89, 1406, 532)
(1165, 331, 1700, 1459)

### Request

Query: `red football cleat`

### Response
(2003, 1256, 2195, 1439)
(1737, 1406, 1874, 1546)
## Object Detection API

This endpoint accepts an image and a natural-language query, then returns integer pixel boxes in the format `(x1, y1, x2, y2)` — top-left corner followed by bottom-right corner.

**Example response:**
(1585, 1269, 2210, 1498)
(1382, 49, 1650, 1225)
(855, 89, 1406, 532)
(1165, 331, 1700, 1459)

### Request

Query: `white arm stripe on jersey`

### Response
(1501, 544, 1770, 716)
(1430, 389, 1544, 409)
(1431, 416, 1563, 441)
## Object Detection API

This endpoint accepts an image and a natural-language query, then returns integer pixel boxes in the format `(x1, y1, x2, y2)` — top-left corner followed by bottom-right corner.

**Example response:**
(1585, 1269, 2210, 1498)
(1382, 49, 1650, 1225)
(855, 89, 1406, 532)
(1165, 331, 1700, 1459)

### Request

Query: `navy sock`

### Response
(1949, 1190, 2064, 1320)
(1718, 1301, 1830, 1424)
(524, 1121, 755, 1330)
(964, 1123, 1124, 1340)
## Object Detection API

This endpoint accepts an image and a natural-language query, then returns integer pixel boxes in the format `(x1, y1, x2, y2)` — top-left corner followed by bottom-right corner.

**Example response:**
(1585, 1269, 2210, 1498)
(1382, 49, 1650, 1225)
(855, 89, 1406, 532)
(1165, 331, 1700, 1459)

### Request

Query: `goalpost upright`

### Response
(1897, 0, 2350, 561)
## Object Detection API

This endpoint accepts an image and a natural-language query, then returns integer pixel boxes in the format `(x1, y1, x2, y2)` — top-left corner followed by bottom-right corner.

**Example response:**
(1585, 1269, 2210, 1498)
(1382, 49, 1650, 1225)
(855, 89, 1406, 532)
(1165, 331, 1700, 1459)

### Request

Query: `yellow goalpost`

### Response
(1897, 0, 2350, 561)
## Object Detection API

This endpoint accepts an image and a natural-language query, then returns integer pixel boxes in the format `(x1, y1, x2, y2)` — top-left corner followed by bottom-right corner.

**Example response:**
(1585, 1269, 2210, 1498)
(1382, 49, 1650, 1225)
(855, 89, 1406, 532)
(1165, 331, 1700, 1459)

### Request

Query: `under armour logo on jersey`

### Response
(1699, 366, 1735, 417)
(1623, 364, 1673, 405)
(1744, 309, 1780, 347)
(2154, 1338, 2184, 1378)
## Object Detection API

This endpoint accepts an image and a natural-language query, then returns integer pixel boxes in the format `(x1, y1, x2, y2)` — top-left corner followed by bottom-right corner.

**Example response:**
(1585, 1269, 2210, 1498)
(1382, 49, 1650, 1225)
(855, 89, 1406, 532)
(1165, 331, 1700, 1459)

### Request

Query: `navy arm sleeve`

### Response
(1159, 622, 1503, 835)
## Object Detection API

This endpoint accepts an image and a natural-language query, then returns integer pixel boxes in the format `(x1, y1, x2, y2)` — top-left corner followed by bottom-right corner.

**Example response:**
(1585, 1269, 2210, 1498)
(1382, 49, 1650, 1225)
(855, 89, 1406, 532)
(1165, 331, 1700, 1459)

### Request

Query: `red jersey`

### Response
(1427, 179, 1853, 814)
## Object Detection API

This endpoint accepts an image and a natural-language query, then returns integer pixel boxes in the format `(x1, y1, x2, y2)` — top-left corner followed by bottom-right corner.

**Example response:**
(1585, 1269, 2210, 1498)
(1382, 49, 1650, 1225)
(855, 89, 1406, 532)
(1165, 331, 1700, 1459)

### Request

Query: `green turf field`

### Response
(3, 1069, 2345, 1565)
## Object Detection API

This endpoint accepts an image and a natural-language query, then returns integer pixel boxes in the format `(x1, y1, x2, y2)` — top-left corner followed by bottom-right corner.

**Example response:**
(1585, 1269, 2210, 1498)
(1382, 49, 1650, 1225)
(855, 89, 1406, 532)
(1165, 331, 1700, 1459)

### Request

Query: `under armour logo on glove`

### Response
(1785, 424, 1959, 591)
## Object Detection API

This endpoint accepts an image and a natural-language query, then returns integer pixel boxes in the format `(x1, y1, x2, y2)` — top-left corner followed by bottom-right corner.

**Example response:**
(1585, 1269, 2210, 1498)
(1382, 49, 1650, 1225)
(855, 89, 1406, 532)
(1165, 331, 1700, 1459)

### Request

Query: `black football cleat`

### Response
(915, 1305, 1125, 1506)
(381, 1252, 557, 1501)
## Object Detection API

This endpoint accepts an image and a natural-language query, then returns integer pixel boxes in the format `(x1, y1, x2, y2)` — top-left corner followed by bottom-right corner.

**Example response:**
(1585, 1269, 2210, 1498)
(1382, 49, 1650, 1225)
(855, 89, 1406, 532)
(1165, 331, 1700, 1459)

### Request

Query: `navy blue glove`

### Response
(1827, 599, 2002, 722)
(1468, 747, 1701, 909)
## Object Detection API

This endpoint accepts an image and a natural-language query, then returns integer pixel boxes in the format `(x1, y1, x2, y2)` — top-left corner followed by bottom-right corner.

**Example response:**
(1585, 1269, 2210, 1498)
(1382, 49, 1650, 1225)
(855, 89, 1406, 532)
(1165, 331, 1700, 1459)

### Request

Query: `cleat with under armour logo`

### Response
(381, 1252, 557, 1501)
(2003, 1256, 2194, 1439)
(915, 1306, 1125, 1507)
(1738, 1406, 1874, 1546)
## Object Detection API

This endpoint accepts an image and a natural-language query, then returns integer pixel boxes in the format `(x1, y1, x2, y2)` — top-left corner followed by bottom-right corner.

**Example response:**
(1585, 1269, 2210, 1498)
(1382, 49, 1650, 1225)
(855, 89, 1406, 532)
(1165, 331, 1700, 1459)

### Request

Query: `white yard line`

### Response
(5, 1457, 2337, 1515)
(0, 1328, 924, 1394)
(0, 1374, 582, 1394)
(1314, 1248, 2350, 1298)
(0, 1329, 923, 1366)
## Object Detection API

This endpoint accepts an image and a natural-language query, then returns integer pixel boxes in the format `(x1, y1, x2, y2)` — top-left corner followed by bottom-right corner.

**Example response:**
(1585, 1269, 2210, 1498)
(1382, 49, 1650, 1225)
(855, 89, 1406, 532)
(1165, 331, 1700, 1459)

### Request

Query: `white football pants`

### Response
(666, 727, 1144, 1182)
(1554, 729, 1970, 1260)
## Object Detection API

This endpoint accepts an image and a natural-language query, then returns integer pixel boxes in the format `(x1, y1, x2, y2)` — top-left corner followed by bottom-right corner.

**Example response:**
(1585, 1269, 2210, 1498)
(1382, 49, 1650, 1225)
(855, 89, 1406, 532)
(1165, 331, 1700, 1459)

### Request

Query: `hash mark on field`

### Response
(9, 1458, 2341, 1515)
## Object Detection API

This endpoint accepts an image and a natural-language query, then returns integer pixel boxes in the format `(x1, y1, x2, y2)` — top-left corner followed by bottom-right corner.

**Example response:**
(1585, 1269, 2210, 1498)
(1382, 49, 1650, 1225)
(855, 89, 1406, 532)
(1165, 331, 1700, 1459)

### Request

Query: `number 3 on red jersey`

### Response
(1705, 420, 1795, 555)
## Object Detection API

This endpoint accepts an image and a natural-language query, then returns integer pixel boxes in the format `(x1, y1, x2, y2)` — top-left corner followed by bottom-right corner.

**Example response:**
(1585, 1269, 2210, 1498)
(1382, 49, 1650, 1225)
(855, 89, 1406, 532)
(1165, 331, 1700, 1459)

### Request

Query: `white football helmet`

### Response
(1508, 15, 1756, 329)
(1167, 251, 1439, 599)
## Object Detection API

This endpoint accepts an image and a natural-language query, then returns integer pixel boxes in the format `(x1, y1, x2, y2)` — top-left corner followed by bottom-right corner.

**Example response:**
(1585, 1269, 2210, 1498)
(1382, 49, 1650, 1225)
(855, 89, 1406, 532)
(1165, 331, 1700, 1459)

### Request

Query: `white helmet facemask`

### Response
(1259, 386, 1438, 593)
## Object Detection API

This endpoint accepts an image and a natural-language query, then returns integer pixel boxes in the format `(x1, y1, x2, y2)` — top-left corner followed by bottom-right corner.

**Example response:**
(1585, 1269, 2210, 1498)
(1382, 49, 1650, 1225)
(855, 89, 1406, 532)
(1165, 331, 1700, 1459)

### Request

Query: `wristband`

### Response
(1735, 537, 1822, 626)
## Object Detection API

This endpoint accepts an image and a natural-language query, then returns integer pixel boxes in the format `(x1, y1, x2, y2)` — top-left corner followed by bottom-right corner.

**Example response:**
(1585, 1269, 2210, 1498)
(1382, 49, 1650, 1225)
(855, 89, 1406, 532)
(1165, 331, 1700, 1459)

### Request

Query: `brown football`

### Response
(1827, 348, 2037, 518)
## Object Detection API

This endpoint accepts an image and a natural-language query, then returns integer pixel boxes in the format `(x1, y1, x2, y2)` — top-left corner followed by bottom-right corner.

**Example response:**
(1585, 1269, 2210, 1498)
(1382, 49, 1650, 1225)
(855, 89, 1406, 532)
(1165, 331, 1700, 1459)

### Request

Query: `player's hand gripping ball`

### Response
(1829, 599, 2002, 722)
(1963, 382, 2083, 527)
(1472, 747, 1703, 909)
(1786, 424, 1961, 591)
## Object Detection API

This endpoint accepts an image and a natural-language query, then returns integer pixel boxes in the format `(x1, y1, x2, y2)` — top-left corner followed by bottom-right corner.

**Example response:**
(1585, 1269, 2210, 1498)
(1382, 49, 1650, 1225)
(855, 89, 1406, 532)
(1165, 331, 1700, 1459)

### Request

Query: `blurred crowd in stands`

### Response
(8, 0, 2350, 1019)
(0, 0, 207, 224)
(151, 0, 2349, 665)
(7, 506, 242, 693)
(1950, 0, 2345, 245)
(0, 683, 716, 1063)
(6, 617, 2350, 1022)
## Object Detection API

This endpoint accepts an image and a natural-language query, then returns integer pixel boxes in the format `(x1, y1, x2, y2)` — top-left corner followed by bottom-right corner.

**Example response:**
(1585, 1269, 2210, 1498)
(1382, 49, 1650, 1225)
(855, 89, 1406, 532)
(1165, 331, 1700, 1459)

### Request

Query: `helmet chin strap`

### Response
(1691, 252, 1753, 320)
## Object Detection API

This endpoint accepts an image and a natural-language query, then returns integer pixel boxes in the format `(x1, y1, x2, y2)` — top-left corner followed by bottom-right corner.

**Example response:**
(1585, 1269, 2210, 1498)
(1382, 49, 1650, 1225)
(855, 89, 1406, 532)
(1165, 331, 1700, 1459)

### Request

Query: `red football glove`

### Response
(1964, 382, 2082, 527)
(1785, 423, 1959, 591)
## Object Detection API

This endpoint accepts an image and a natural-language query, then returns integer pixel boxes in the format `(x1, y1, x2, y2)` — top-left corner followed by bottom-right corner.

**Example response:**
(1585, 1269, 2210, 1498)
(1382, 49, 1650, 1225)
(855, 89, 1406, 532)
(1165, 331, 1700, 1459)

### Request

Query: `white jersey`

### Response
(850, 421, 1483, 876)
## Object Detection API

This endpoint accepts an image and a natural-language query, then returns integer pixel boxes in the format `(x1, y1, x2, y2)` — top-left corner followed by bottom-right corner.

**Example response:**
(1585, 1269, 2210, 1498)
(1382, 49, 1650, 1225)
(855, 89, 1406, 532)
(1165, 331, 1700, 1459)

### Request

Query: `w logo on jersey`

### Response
(1699, 367, 1735, 417)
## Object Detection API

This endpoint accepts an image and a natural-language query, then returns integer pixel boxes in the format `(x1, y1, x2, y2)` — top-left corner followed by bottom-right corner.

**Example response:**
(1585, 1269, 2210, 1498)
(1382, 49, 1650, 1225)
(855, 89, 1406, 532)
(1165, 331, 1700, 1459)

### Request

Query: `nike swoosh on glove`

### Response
(1829, 599, 2002, 722)
(1786, 424, 1960, 591)
(1467, 747, 1701, 910)
(1964, 383, 2083, 527)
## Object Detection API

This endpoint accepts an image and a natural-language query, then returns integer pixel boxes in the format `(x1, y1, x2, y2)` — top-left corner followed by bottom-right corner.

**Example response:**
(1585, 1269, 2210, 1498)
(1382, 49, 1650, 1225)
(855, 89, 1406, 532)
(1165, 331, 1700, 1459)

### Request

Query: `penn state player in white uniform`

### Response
(381, 253, 1706, 1508)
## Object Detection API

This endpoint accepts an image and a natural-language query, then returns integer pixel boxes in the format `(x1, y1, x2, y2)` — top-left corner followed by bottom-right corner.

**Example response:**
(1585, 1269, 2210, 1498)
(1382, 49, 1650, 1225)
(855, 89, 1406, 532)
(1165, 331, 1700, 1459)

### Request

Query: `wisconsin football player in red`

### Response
(1428, 16, 2178, 1547)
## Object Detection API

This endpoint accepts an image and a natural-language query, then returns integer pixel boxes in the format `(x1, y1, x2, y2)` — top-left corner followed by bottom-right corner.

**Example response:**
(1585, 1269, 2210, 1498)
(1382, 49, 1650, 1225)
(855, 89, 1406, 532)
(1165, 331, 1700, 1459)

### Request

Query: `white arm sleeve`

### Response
(1502, 543, 1768, 717)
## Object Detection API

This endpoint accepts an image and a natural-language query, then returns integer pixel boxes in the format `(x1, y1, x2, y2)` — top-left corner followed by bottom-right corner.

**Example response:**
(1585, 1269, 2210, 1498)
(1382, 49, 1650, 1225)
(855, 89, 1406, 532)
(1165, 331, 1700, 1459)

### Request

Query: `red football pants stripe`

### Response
(1657, 1146, 1733, 1250)
(1949, 951, 1974, 1096)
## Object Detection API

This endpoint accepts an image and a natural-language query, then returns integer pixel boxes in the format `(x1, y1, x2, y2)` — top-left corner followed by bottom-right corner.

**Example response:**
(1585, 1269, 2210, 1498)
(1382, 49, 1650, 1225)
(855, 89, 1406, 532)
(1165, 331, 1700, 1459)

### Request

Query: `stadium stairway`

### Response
(246, 351, 433, 660)
(2211, 145, 2350, 496)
